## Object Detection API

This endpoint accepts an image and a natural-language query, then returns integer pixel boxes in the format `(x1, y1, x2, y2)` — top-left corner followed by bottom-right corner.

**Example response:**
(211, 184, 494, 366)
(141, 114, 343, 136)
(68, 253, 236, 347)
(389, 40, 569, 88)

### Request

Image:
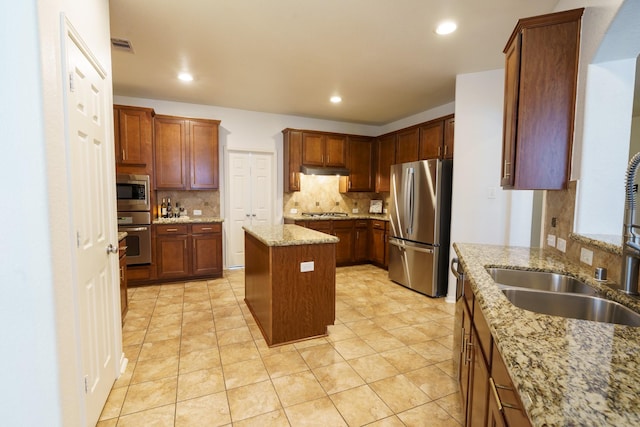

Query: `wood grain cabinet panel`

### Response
(501, 8, 583, 190)
(419, 120, 444, 160)
(113, 105, 154, 175)
(443, 116, 455, 159)
(190, 119, 219, 189)
(301, 132, 346, 167)
(395, 127, 420, 164)
(375, 134, 396, 193)
(283, 129, 303, 192)
(345, 136, 374, 192)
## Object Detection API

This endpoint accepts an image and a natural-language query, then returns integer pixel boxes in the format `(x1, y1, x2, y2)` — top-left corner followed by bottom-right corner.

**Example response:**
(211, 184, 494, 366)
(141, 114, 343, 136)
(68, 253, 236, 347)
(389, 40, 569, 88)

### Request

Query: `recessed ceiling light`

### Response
(435, 21, 457, 35)
(330, 96, 342, 104)
(178, 72, 193, 82)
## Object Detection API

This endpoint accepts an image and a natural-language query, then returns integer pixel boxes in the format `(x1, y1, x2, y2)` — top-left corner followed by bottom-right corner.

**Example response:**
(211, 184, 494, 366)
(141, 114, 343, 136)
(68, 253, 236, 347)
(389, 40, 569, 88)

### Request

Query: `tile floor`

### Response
(97, 264, 463, 426)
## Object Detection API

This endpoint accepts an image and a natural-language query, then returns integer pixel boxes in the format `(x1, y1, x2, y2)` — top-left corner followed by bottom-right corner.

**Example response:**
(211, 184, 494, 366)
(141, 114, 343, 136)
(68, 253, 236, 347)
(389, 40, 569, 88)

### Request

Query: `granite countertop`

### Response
(118, 231, 127, 241)
(454, 243, 640, 426)
(153, 217, 223, 224)
(243, 224, 339, 247)
(284, 213, 389, 221)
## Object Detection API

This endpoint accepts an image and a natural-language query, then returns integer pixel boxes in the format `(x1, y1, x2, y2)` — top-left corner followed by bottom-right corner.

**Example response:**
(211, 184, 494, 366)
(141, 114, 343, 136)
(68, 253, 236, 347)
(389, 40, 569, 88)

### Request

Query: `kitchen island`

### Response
(243, 224, 338, 346)
(454, 243, 640, 426)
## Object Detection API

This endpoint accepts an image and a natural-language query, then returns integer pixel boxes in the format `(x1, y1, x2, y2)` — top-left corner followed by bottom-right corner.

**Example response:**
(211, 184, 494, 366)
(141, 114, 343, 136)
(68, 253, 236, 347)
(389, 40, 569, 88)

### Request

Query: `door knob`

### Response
(106, 244, 118, 254)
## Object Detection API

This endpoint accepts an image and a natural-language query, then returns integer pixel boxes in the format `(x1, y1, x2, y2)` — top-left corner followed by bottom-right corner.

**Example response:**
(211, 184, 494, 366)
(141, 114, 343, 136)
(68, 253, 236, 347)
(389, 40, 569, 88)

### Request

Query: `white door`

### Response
(64, 22, 119, 426)
(227, 151, 274, 267)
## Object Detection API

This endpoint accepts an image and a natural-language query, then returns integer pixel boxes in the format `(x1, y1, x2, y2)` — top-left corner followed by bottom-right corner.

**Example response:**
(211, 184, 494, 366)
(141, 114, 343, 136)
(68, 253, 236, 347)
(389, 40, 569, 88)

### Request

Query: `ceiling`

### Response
(109, 0, 560, 125)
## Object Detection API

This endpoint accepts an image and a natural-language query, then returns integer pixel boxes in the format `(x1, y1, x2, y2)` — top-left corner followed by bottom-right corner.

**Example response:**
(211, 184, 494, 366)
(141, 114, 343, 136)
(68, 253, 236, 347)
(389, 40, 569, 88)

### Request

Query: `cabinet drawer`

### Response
(332, 219, 354, 229)
(192, 223, 221, 234)
(307, 220, 332, 232)
(156, 224, 188, 235)
(371, 220, 386, 230)
(491, 342, 532, 426)
(355, 220, 368, 228)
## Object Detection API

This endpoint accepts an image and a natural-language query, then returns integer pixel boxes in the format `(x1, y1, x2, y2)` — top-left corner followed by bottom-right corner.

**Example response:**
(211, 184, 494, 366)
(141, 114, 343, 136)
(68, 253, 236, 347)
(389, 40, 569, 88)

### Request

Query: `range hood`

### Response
(300, 165, 350, 176)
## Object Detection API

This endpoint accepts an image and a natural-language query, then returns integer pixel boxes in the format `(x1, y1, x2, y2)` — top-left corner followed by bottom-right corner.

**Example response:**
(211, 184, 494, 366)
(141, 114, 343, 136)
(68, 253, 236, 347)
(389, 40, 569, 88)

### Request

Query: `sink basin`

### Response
(501, 288, 640, 326)
(487, 267, 597, 295)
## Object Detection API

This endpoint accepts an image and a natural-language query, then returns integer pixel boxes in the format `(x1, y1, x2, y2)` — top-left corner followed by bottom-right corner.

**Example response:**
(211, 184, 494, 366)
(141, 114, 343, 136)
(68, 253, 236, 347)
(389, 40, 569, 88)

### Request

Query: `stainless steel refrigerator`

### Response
(388, 159, 453, 297)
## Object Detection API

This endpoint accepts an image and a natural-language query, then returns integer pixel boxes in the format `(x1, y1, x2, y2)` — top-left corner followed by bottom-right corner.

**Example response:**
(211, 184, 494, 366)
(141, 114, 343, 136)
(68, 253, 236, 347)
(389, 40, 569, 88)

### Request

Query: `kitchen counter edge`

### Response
(243, 224, 339, 247)
(153, 217, 224, 224)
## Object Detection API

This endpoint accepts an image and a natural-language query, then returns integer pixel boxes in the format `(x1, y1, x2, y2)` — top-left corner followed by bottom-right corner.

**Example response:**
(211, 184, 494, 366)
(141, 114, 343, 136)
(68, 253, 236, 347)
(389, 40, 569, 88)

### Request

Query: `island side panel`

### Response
(270, 242, 336, 344)
(244, 232, 273, 343)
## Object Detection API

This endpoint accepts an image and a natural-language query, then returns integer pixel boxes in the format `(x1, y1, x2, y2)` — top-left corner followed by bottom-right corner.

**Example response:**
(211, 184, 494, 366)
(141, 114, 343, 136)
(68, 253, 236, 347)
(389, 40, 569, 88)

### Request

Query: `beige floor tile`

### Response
(365, 415, 406, 427)
(370, 374, 431, 413)
(95, 418, 117, 427)
(122, 329, 146, 347)
(182, 300, 211, 312)
(131, 355, 179, 384)
(113, 360, 135, 388)
(145, 325, 182, 343)
(435, 358, 457, 378)
(435, 392, 465, 425)
(116, 404, 175, 427)
(122, 315, 151, 332)
(312, 361, 365, 395)
(182, 309, 213, 324)
(361, 331, 406, 353)
(397, 401, 462, 426)
(405, 365, 459, 400)
(215, 314, 247, 331)
(227, 379, 282, 422)
(211, 304, 243, 319)
(122, 344, 142, 364)
(216, 325, 253, 346)
(177, 367, 226, 401)
(181, 319, 216, 337)
(345, 319, 387, 337)
(272, 370, 327, 407)
(219, 340, 261, 365)
(153, 302, 184, 316)
(410, 340, 455, 365)
(348, 353, 400, 383)
(330, 384, 393, 426)
(299, 343, 346, 369)
(180, 331, 217, 354)
(232, 409, 290, 427)
(155, 295, 184, 309)
(387, 326, 431, 345)
(120, 376, 177, 416)
(284, 397, 347, 427)
(262, 350, 309, 378)
(325, 323, 357, 343)
(332, 337, 377, 360)
(293, 336, 329, 350)
(175, 391, 230, 426)
(98, 386, 127, 420)
(148, 312, 183, 330)
(223, 358, 270, 389)
(370, 314, 410, 331)
(138, 337, 180, 361)
(380, 346, 430, 373)
(179, 347, 221, 374)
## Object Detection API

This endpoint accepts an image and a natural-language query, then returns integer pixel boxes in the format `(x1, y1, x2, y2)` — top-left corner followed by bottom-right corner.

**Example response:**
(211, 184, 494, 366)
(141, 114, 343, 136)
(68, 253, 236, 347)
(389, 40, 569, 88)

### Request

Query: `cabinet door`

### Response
(333, 221, 354, 265)
(155, 116, 188, 190)
(419, 120, 444, 160)
(395, 127, 420, 164)
(468, 327, 490, 427)
(347, 136, 374, 192)
(370, 225, 386, 265)
(375, 134, 396, 192)
(283, 129, 302, 192)
(501, 36, 520, 188)
(301, 133, 325, 166)
(486, 389, 507, 427)
(116, 106, 153, 166)
(156, 235, 189, 278)
(192, 232, 222, 276)
(443, 116, 455, 159)
(189, 119, 219, 189)
(457, 299, 472, 410)
(325, 134, 347, 167)
(354, 222, 369, 262)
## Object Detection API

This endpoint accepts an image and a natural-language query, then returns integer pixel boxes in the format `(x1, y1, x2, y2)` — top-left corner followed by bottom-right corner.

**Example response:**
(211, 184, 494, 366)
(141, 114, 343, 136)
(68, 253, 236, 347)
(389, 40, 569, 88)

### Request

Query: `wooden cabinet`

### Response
(154, 115, 220, 190)
(444, 116, 455, 159)
(418, 120, 444, 160)
(370, 220, 387, 267)
(283, 129, 302, 192)
(302, 132, 347, 167)
(332, 220, 355, 265)
(395, 127, 420, 164)
(489, 342, 532, 427)
(354, 220, 369, 262)
(501, 8, 583, 190)
(113, 105, 154, 174)
(156, 223, 222, 280)
(118, 237, 128, 324)
(375, 134, 396, 192)
(343, 136, 374, 192)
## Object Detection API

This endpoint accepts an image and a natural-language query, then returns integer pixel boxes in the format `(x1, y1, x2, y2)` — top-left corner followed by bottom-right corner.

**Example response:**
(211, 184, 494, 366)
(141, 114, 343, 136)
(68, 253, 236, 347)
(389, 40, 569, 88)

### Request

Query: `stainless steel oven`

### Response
(117, 211, 151, 265)
(116, 174, 150, 212)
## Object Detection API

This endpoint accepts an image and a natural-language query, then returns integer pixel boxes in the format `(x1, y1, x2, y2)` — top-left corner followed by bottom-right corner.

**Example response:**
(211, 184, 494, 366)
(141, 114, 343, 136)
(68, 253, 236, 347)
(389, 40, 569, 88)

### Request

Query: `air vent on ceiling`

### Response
(110, 38, 134, 53)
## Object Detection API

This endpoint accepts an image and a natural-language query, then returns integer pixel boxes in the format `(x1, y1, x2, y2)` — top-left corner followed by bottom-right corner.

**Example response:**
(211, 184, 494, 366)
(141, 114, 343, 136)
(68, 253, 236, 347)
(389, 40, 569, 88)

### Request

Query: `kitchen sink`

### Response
(501, 288, 640, 326)
(487, 267, 597, 295)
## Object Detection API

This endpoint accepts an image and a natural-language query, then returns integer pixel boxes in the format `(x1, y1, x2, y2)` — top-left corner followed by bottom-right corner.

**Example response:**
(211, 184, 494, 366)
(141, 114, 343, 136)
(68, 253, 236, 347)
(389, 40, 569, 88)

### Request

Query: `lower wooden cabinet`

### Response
(118, 237, 128, 324)
(156, 223, 222, 280)
(370, 220, 387, 267)
(354, 220, 369, 262)
(332, 220, 355, 265)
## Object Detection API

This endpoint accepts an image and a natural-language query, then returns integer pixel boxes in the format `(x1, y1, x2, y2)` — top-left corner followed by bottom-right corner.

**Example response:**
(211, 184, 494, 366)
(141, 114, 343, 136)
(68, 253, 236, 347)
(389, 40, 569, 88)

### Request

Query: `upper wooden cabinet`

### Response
(375, 133, 396, 193)
(418, 120, 444, 160)
(154, 115, 220, 190)
(113, 105, 154, 174)
(443, 116, 455, 160)
(283, 129, 302, 192)
(395, 127, 420, 164)
(302, 132, 347, 167)
(344, 136, 374, 192)
(501, 8, 583, 190)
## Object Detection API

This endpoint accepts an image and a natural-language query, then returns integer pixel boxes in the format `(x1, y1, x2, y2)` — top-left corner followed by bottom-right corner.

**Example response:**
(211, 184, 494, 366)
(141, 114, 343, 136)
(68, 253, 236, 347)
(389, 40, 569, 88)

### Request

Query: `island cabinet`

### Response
(283, 129, 302, 192)
(375, 133, 396, 192)
(456, 275, 531, 427)
(154, 115, 220, 190)
(501, 8, 583, 190)
(301, 131, 347, 167)
(155, 223, 222, 280)
(113, 105, 154, 175)
(243, 225, 337, 346)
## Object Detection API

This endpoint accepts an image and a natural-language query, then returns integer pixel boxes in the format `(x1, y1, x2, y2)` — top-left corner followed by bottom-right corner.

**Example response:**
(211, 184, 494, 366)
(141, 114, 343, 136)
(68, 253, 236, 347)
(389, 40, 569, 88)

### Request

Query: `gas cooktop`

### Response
(301, 212, 349, 218)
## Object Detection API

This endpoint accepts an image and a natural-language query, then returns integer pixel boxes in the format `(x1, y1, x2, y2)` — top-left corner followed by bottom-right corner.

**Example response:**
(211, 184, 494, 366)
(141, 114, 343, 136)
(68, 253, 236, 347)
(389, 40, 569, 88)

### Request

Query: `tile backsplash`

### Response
(156, 190, 220, 218)
(283, 175, 390, 215)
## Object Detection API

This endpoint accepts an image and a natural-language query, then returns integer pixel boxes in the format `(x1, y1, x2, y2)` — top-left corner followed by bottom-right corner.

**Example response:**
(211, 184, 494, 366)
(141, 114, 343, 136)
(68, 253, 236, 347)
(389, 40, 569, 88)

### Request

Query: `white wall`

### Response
(446, 69, 534, 301)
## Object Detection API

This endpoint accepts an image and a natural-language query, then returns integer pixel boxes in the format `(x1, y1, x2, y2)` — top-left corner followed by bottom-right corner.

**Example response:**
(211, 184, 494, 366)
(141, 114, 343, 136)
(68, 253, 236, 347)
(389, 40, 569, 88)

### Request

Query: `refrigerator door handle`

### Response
(389, 238, 434, 254)
(405, 167, 415, 235)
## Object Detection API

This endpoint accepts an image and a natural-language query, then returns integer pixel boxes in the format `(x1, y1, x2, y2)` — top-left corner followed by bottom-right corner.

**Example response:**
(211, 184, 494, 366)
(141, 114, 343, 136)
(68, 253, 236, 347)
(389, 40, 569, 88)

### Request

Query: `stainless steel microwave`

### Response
(116, 174, 150, 212)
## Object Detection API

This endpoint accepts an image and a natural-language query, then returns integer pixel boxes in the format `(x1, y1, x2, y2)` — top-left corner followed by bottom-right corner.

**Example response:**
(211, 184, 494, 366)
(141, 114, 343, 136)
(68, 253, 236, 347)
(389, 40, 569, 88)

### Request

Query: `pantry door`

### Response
(227, 151, 274, 267)
(63, 19, 120, 426)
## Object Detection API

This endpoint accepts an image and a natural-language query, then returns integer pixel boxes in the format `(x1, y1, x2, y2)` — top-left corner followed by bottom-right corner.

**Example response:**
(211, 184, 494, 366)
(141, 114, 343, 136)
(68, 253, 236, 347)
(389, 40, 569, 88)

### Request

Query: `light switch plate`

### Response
(547, 234, 556, 247)
(300, 261, 314, 272)
(580, 248, 593, 266)
(487, 187, 497, 199)
(193, 209, 202, 216)
(556, 238, 567, 253)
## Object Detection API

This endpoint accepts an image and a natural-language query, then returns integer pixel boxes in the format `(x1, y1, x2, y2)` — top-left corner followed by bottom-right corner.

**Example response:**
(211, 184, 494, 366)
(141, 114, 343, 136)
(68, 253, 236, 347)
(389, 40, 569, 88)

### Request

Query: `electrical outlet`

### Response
(300, 261, 314, 272)
(580, 248, 593, 266)
(547, 234, 556, 247)
(290, 208, 298, 214)
(556, 238, 567, 253)
(352, 208, 359, 214)
(193, 209, 202, 216)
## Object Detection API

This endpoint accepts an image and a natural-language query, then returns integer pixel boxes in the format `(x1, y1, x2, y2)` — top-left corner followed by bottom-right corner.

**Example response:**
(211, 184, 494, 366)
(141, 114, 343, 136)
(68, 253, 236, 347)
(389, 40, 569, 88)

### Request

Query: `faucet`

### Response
(621, 152, 640, 295)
